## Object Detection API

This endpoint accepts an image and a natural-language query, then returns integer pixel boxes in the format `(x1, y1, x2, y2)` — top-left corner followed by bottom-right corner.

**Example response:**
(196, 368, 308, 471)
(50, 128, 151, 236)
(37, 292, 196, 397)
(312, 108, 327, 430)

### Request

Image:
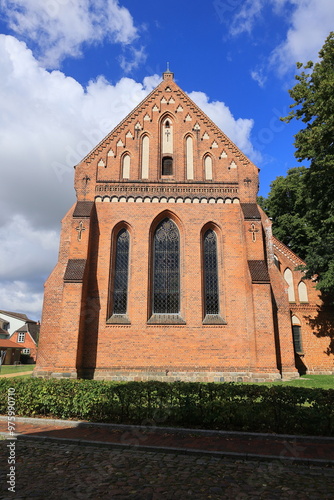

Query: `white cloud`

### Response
(270, 0, 334, 74)
(229, 0, 334, 77)
(1, 0, 139, 68)
(188, 91, 260, 162)
(119, 45, 147, 73)
(229, 0, 264, 37)
(0, 281, 44, 318)
(250, 69, 267, 88)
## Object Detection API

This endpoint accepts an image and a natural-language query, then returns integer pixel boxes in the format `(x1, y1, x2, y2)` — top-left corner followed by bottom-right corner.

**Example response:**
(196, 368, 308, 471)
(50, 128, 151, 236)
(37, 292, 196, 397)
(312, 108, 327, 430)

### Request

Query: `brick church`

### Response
(35, 70, 333, 382)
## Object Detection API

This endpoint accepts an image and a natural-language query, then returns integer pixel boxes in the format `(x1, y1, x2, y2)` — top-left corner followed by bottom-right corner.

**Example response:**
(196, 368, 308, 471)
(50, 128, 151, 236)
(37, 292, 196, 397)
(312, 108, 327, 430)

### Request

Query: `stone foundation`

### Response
(34, 368, 287, 383)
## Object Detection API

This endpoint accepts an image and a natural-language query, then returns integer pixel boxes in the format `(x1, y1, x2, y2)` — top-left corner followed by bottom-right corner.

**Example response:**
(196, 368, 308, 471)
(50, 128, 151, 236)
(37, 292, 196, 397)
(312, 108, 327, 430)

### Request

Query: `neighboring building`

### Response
(0, 310, 29, 336)
(35, 70, 334, 382)
(11, 324, 39, 362)
(0, 339, 24, 365)
(0, 317, 10, 339)
(0, 311, 39, 363)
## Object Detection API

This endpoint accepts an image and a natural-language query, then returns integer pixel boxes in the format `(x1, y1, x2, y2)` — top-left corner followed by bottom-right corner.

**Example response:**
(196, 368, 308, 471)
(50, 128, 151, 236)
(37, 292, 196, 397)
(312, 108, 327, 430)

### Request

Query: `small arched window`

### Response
(291, 315, 303, 354)
(204, 155, 213, 180)
(298, 281, 308, 303)
(122, 153, 130, 179)
(112, 228, 130, 316)
(284, 268, 295, 302)
(162, 156, 173, 175)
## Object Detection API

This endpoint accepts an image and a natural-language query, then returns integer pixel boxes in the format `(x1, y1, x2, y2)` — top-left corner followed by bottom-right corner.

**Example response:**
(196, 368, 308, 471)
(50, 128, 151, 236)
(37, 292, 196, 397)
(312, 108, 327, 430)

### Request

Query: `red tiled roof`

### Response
(0, 339, 25, 349)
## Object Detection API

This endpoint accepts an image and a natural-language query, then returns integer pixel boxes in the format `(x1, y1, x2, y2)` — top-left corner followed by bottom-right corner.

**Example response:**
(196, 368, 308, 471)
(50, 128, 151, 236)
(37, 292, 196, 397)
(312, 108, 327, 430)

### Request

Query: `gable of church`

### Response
(74, 71, 258, 204)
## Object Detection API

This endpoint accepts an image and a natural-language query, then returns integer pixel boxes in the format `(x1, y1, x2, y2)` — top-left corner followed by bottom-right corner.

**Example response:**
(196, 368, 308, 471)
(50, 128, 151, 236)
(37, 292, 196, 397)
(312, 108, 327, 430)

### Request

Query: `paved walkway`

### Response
(0, 418, 333, 499)
(0, 417, 333, 464)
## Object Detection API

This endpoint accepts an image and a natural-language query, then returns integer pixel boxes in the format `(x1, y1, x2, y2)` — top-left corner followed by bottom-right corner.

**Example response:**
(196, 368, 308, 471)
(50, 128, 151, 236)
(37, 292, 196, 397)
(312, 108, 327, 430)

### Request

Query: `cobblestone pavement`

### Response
(1, 439, 334, 499)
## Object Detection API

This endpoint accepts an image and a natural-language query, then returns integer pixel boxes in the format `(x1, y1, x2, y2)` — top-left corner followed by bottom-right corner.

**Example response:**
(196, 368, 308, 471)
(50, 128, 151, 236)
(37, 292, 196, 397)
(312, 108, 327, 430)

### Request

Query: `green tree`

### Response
(259, 167, 314, 260)
(278, 32, 334, 298)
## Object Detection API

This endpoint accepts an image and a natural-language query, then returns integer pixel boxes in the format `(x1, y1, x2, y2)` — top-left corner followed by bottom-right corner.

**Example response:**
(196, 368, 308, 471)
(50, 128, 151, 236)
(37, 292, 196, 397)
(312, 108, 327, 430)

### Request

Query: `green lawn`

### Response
(275, 374, 334, 389)
(0, 364, 35, 375)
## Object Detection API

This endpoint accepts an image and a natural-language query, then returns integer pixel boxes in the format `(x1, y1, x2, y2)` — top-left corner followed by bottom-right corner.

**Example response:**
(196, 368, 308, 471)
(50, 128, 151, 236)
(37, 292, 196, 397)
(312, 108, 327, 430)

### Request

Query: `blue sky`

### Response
(0, 0, 333, 320)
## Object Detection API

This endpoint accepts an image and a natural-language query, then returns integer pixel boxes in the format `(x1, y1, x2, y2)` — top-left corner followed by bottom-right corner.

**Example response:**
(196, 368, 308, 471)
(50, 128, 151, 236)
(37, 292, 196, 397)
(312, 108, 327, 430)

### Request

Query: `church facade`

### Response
(35, 70, 333, 382)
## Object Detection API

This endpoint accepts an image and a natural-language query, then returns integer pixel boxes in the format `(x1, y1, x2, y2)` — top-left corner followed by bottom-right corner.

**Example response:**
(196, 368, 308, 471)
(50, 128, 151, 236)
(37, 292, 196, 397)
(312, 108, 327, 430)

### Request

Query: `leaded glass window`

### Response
(292, 325, 303, 354)
(203, 229, 219, 315)
(113, 229, 130, 315)
(153, 218, 179, 314)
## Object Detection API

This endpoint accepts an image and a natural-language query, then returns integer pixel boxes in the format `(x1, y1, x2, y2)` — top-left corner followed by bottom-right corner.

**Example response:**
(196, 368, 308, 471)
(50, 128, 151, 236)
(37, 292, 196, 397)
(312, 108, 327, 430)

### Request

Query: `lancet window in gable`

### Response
(122, 153, 131, 179)
(204, 155, 213, 180)
(161, 117, 174, 176)
(141, 135, 150, 179)
(185, 135, 194, 180)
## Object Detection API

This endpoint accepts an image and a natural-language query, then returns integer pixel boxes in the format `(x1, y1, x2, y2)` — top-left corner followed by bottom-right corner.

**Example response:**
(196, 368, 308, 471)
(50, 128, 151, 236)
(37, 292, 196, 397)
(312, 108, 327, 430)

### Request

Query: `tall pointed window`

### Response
(203, 229, 219, 315)
(292, 315, 303, 354)
(161, 117, 174, 176)
(153, 218, 179, 314)
(112, 229, 130, 316)
(186, 135, 194, 180)
(202, 228, 225, 324)
(141, 135, 149, 179)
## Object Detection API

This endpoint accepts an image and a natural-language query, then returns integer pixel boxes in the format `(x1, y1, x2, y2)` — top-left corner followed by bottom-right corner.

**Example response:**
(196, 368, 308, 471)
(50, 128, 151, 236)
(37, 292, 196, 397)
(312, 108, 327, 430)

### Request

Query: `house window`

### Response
(292, 315, 303, 354)
(17, 332, 25, 342)
(153, 218, 180, 314)
(22, 348, 30, 355)
(162, 156, 173, 175)
(112, 228, 130, 315)
(203, 229, 219, 316)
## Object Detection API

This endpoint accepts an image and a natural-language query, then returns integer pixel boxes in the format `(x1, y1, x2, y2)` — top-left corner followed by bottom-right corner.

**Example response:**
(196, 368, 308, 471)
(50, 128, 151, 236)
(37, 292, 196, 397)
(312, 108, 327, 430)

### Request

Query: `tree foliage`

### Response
(262, 32, 334, 299)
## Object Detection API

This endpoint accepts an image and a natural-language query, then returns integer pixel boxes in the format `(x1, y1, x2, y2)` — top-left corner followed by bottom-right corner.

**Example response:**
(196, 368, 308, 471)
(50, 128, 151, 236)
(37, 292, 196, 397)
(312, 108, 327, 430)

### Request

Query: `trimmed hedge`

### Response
(0, 378, 333, 436)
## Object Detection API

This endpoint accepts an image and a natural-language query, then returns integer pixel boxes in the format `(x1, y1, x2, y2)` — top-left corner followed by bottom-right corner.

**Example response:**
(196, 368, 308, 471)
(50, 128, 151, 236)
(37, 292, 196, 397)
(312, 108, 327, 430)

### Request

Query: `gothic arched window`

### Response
(284, 268, 295, 302)
(291, 315, 303, 354)
(153, 218, 179, 314)
(203, 229, 219, 316)
(112, 228, 130, 315)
